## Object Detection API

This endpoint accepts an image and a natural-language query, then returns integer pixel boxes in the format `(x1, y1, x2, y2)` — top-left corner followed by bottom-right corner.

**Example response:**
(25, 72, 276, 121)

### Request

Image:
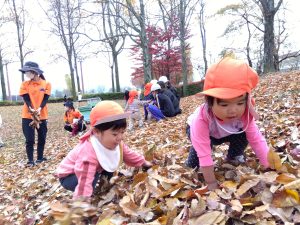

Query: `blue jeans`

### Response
(22, 118, 48, 162)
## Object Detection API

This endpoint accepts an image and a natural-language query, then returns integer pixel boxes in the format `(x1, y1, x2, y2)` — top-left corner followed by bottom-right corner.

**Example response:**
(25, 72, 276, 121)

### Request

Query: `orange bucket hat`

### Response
(80, 101, 130, 141)
(128, 90, 138, 104)
(201, 57, 259, 99)
(144, 83, 153, 97)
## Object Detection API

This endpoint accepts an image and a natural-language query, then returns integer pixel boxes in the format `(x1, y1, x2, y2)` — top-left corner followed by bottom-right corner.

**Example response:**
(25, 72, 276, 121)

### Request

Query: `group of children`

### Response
(124, 76, 182, 131)
(17, 57, 298, 200)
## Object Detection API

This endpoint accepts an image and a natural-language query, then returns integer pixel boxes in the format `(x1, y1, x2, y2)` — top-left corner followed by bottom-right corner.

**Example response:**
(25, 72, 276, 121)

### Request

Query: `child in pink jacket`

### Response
(56, 101, 152, 199)
(185, 57, 270, 191)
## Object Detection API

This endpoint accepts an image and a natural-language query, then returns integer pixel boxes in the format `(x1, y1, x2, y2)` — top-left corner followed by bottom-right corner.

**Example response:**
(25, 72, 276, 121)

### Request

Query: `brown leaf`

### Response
(276, 174, 296, 184)
(283, 179, 300, 190)
(267, 148, 282, 170)
(237, 178, 260, 196)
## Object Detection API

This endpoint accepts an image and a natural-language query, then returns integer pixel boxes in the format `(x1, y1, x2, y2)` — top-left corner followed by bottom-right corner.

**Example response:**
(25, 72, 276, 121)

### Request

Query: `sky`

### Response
(2, 0, 300, 97)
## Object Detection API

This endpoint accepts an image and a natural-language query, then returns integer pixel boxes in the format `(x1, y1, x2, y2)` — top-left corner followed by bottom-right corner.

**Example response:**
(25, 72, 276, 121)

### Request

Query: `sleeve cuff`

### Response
(199, 155, 214, 167)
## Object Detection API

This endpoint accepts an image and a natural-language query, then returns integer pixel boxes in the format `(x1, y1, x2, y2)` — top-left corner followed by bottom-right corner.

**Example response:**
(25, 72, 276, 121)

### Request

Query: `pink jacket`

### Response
(190, 104, 269, 167)
(56, 139, 145, 198)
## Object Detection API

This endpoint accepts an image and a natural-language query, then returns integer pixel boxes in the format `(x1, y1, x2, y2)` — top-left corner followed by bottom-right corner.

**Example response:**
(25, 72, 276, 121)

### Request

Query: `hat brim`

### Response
(19, 67, 43, 74)
(200, 88, 247, 99)
(93, 112, 131, 127)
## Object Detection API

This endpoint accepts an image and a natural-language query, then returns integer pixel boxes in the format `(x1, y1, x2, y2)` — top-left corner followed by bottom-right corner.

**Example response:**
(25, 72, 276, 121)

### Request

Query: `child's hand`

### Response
(207, 181, 219, 191)
(142, 160, 153, 168)
(291, 147, 300, 161)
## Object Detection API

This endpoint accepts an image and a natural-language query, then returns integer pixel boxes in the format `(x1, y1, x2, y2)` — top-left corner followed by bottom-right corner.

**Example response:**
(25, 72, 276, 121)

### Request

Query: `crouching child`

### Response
(56, 101, 152, 200)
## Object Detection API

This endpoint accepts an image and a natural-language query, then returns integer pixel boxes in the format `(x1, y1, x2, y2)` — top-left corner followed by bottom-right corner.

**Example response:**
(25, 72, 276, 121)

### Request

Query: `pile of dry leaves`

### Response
(0, 71, 299, 225)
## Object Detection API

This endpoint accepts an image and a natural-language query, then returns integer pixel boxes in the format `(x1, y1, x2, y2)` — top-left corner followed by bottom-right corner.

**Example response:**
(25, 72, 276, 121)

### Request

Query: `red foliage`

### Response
(130, 18, 193, 87)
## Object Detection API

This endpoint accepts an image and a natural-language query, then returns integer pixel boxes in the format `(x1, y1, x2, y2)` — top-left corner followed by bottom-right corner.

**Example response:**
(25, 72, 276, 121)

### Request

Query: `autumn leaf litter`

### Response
(0, 71, 299, 224)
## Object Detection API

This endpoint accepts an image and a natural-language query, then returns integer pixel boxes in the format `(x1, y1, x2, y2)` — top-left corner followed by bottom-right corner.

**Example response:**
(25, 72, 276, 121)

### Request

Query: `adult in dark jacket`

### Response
(157, 81, 181, 115)
(158, 76, 180, 103)
(148, 84, 176, 120)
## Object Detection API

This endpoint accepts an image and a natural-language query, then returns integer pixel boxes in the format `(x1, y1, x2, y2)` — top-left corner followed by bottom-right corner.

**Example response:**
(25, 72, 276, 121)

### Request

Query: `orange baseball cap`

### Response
(201, 57, 259, 99)
(90, 101, 130, 127)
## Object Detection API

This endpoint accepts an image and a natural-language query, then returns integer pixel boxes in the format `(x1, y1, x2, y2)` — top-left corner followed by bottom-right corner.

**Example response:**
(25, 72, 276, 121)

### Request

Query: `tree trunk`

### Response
(179, 0, 188, 96)
(140, 0, 152, 83)
(79, 60, 85, 94)
(4, 64, 11, 101)
(0, 52, 7, 100)
(246, 21, 253, 67)
(68, 52, 76, 98)
(199, 0, 208, 74)
(111, 65, 115, 93)
(112, 48, 120, 92)
(259, 0, 283, 73)
(12, 0, 25, 81)
(263, 13, 275, 72)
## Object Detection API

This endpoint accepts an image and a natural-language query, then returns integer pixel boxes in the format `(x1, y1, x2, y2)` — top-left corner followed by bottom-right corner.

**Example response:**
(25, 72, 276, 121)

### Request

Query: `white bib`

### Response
(90, 135, 120, 172)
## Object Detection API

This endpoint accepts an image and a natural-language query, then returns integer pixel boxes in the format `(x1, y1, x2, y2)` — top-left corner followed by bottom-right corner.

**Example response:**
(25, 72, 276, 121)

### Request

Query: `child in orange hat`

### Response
(124, 90, 149, 130)
(63, 100, 87, 136)
(56, 101, 152, 200)
(185, 57, 269, 191)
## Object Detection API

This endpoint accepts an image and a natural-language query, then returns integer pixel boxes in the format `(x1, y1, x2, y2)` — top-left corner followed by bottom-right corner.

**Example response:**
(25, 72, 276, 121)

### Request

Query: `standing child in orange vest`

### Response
(63, 100, 87, 136)
(19, 61, 51, 167)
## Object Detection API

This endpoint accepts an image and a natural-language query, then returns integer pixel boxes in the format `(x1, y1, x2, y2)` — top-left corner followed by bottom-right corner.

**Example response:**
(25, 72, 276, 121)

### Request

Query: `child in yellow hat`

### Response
(56, 101, 152, 200)
(185, 57, 269, 190)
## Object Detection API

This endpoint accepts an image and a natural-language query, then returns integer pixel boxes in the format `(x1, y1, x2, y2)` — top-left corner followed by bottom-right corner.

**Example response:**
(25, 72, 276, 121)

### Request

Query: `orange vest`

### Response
(19, 79, 51, 120)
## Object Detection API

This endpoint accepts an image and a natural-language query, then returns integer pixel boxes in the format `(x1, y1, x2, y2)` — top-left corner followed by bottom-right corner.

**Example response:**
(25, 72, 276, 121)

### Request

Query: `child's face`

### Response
(65, 106, 70, 111)
(212, 94, 247, 122)
(94, 127, 126, 150)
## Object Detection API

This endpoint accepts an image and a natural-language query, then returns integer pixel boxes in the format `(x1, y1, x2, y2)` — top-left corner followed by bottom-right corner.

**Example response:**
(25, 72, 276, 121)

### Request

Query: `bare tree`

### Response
(256, 0, 283, 73)
(199, 0, 208, 74)
(106, 0, 152, 83)
(177, 0, 197, 96)
(100, 1, 125, 92)
(216, 1, 263, 68)
(155, 0, 196, 94)
(0, 49, 7, 100)
(6, 0, 32, 81)
(44, 0, 84, 98)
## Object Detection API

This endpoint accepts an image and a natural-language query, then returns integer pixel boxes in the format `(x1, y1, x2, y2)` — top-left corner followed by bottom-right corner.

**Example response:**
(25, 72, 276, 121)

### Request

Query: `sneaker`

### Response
(26, 161, 35, 167)
(36, 157, 47, 164)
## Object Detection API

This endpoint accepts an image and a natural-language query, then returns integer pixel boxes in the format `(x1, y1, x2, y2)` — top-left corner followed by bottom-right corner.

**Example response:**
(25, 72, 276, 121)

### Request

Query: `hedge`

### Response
(176, 80, 204, 97)
(0, 81, 204, 106)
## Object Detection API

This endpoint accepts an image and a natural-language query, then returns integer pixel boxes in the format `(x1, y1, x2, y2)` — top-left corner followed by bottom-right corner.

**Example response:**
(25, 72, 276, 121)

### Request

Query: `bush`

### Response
(176, 80, 204, 97)
(83, 92, 124, 100)
(0, 101, 22, 107)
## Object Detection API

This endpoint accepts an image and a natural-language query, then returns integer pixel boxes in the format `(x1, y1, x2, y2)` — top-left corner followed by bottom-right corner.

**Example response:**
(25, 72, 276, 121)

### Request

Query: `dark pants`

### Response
(59, 170, 113, 192)
(64, 121, 87, 133)
(186, 130, 248, 169)
(22, 118, 48, 162)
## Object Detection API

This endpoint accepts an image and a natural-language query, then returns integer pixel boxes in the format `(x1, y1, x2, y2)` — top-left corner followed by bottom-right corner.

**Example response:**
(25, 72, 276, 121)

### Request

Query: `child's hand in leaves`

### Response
(142, 160, 153, 168)
(207, 181, 219, 191)
(291, 147, 300, 161)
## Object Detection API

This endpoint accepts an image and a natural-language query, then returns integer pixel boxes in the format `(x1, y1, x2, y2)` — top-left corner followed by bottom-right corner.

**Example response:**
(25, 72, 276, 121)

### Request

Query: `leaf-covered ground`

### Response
(0, 71, 299, 225)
